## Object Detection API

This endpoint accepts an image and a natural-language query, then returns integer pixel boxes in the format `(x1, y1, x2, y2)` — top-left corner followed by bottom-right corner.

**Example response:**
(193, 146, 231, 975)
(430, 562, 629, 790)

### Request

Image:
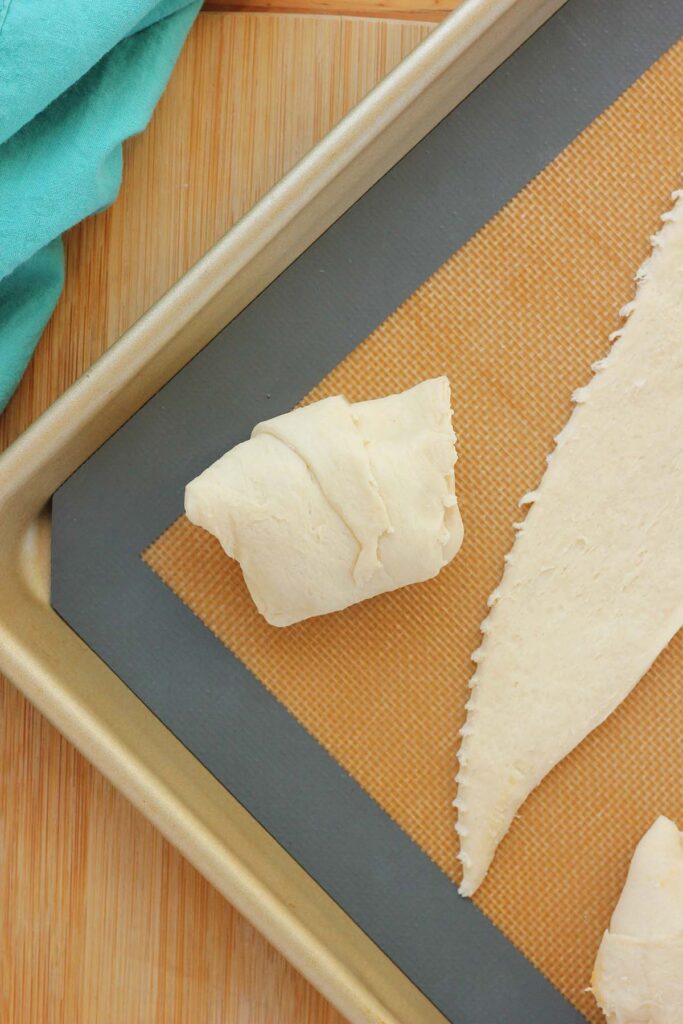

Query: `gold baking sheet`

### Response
(146, 40, 683, 1021)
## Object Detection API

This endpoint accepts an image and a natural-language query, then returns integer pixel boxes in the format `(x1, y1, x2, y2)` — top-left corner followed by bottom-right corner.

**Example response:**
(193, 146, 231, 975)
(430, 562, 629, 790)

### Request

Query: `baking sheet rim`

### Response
(0, 3, 567, 1022)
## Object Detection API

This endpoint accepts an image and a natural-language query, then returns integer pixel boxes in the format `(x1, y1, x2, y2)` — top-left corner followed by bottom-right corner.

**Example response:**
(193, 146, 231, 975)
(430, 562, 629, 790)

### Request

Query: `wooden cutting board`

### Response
(0, 12, 436, 1023)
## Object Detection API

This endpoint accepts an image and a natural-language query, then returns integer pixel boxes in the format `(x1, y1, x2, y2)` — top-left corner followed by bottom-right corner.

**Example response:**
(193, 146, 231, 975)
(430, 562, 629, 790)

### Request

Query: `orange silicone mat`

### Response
(145, 40, 683, 1022)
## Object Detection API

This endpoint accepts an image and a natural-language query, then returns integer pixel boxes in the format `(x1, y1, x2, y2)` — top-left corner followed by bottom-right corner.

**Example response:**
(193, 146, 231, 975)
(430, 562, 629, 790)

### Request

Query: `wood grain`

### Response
(205, 0, 458, 23)
(0, 13, 432, 1023)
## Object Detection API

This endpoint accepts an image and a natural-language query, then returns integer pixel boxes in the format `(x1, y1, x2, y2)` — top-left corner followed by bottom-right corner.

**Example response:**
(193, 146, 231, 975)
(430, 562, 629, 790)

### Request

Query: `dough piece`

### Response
(455, 191, 683, 896)
(185, 377, 463, 627)
(592, 816, 683, 1024)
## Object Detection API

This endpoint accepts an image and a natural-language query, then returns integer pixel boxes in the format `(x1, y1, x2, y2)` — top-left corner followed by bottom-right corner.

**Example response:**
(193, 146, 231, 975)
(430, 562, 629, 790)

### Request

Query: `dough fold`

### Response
(592, 817, 683, 1024)
(185, 377, 463, 626)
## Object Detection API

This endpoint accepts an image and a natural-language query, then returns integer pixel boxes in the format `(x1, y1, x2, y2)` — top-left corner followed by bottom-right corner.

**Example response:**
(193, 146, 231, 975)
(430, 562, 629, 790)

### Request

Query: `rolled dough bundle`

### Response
(185, 377, 463, 626)
(592, 817, 683, 1024)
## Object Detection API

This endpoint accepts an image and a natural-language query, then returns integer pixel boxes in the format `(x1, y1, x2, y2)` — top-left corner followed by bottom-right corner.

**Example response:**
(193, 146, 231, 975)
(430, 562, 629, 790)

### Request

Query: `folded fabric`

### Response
(0, 0, 201, 412)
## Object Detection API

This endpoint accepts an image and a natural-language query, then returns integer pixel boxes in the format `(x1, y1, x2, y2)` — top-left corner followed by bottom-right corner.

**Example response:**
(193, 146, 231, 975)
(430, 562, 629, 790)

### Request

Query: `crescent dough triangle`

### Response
(455, 191, 683, 897)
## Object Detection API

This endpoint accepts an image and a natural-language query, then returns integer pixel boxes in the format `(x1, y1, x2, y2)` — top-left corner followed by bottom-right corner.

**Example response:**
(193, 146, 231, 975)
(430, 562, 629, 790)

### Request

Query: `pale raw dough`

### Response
(185, 377, 463, 626)
(455, 191, 683, 896)
(592, 816, 683, 1024)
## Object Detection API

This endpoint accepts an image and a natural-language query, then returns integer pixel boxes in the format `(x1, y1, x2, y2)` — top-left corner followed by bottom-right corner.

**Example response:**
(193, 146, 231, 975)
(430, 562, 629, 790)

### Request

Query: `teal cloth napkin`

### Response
(0, 0, 201, 412)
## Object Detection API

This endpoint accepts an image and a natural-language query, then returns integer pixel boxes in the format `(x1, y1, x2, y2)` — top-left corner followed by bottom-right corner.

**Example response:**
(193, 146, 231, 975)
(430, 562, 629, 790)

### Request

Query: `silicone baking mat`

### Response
(52, 2, 683, 1021)
(144, 40, 683, 1022)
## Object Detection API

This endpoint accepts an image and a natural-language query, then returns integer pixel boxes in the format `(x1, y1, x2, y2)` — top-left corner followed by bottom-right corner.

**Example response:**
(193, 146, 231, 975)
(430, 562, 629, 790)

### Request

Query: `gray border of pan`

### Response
(52, 3, 683, 1020)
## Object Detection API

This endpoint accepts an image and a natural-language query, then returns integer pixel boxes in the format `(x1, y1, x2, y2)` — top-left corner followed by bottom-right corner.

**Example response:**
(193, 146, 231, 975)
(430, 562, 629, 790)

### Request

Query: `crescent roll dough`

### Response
(185, 377, 463, 626)
(592, 817, 683, 1024)
(455, 191, 683, 896)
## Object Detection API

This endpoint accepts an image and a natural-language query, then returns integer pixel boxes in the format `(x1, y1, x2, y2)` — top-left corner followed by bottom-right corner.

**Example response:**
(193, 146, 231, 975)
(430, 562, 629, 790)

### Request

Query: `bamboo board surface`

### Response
(206, 0, 460, 23)
(0, 13, 432, 1023)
